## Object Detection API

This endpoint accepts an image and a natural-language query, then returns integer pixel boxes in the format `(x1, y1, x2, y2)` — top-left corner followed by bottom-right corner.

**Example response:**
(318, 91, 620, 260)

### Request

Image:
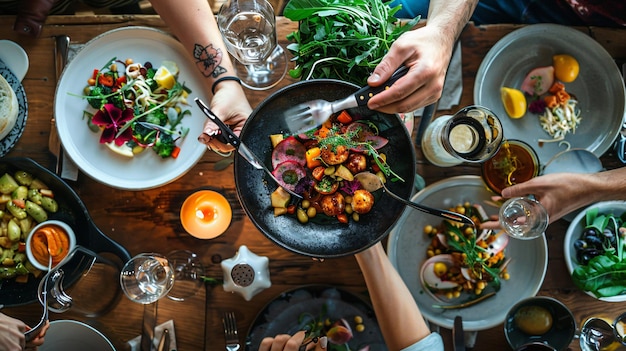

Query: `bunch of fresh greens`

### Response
(283, 0, 420, 86)
(572, 208, 626, 298)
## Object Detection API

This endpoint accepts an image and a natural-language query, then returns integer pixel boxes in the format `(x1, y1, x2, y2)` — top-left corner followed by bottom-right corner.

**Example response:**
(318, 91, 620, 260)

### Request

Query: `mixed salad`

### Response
(571, 207, 626, 298)
(298, 306, 370, 351)
(420, 203, 511, 307)
(73, 57, 192, 158)
(268, 110, 402, 224)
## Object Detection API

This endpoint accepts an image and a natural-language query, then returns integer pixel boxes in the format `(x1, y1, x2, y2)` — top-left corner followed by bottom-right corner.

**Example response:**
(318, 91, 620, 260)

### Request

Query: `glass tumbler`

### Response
(499, 196, 549, 240)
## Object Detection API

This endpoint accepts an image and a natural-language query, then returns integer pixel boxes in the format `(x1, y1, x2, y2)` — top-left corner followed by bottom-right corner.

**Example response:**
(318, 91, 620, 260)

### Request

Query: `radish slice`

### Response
(271, 136, 306, 169)
(271, 160, 306, 192)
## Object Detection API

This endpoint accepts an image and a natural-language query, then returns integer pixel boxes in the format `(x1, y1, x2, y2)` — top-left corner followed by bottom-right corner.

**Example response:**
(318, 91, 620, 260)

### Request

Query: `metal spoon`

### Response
(353, 172, 475, 226)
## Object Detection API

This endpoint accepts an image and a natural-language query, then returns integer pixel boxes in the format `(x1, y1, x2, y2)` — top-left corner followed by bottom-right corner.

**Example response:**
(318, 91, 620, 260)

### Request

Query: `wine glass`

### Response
(217, 0, 288, 90)
(499, 196, 549, 240)
(120, 253, 174, 304)
(166, 250, 205, 302)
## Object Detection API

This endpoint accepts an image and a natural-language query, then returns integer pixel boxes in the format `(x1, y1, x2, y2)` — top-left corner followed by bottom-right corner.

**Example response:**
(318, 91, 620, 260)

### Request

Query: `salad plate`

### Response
(245, 285, 385, 351)
(387, 176, 548, 331)
(0, 59, 28, 157)
(54, 27, 208, 190)
(474, 24, 626, 166)
(0, 40, 29, 82)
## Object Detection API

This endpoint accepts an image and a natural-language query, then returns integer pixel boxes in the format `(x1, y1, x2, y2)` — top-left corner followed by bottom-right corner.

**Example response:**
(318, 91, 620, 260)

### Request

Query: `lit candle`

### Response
(180, 190, 232, 239)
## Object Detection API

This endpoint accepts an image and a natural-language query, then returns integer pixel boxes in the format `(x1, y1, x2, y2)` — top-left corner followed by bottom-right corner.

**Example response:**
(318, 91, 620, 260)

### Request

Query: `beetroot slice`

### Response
(271, 160, 306, 192)
(271, 136, 307, 169)
(345, 122, 388, 152)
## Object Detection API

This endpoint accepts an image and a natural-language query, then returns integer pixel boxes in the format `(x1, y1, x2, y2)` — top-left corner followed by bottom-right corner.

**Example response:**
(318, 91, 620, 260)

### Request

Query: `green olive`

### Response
(514, 305, 553, 335)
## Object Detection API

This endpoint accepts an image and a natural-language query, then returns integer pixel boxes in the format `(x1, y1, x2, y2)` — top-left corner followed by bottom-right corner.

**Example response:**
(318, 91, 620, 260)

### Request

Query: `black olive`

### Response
(585, 235, 604, 248)
(583, 227, 600, 239)
(578, 248, 603, 265)
(573, 239, 588, 251)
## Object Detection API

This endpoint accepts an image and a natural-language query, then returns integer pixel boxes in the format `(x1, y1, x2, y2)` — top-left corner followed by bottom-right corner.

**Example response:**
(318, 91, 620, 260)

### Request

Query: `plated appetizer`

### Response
(420, 203, 511, 307)
(73, 57, 192, 159)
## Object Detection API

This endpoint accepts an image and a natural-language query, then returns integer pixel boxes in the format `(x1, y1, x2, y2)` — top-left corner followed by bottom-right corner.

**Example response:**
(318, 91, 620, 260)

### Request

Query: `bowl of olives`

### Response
(564, 201, 626, 302)
(504, 296, 576, 351)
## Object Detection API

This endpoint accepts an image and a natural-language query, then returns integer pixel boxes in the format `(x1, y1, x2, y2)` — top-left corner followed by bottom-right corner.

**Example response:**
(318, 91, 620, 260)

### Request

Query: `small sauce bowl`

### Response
(26, 220, 76, 271)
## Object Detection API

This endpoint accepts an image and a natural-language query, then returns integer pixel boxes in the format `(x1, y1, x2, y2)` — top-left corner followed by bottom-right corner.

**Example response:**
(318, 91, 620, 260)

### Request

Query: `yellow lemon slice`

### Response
(500, 87, 527, 119)
(154, 66, 176, 90)
(106, 142, 134, 157)
(553, 54, 579, 83)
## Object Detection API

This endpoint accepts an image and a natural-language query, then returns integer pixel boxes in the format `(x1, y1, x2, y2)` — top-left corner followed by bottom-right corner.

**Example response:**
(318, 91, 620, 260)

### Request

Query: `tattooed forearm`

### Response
(193, 43, 227, 78)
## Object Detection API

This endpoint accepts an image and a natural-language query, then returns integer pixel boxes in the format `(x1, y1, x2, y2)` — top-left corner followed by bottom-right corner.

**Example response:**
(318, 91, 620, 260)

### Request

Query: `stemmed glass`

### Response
(217, 0, 288, 90)
(499, 196, 549, 240)
(120, 253, 174, 304)
(166, 250, 205, 302)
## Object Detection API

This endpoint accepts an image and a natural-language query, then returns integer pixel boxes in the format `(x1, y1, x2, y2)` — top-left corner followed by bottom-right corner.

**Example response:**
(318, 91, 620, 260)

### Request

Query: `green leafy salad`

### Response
(283, 0, 420, 86)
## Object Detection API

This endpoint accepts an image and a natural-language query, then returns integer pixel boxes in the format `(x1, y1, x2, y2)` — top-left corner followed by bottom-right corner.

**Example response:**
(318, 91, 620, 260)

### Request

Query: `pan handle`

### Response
(87, 222, 131, 264)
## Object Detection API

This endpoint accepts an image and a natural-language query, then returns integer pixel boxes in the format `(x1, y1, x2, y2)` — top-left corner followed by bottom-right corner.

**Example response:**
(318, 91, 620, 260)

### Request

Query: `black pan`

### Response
(0, 157, 130, 307)
(234, 80, 416, 258)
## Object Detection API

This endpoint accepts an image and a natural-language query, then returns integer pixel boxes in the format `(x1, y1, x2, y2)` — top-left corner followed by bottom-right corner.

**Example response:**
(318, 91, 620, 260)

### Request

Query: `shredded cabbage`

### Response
(538, 99, 581, 142)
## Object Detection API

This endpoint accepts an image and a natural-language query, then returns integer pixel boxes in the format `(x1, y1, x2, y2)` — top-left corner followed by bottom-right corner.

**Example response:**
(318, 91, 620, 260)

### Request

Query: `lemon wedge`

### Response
(154, 65, 176, 90)
(106, 142, 134, 157)
(500, 87, 527, 119)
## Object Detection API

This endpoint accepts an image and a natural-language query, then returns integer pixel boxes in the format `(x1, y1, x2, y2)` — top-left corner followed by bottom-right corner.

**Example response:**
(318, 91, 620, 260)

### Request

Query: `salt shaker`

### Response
(221, 245, 271, 301)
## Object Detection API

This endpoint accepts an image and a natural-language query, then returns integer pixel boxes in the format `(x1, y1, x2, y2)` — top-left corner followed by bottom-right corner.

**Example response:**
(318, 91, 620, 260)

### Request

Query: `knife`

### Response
(50, 35, 69, 176)
(194, 98, 303, 199)
(453, 315, 465, 351)
(157, 328, 170, 351)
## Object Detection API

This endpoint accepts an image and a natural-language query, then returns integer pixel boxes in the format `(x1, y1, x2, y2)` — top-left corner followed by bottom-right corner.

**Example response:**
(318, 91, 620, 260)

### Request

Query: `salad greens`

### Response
(72, 57, 192, 159)
(283, 0, 420, 86)
(572, 208, 626, 298)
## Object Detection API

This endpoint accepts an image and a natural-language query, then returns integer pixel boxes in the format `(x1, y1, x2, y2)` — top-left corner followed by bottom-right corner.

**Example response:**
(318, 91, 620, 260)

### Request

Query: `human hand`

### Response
(366, 25, 455, 114)
(258, 331, 327, 351)
(25, 321, 49, 350)
(0, 312, 39, 350)
(197, 81, 252, 153)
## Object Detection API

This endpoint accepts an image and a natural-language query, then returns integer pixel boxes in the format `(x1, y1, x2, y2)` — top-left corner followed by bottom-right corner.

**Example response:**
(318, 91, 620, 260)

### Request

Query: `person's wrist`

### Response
(211, 76, 242, 95)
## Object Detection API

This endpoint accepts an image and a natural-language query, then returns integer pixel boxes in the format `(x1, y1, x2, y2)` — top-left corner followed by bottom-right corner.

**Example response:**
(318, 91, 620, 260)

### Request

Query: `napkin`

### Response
(413, 40, 463, 116)
(127, 319, 177, 351)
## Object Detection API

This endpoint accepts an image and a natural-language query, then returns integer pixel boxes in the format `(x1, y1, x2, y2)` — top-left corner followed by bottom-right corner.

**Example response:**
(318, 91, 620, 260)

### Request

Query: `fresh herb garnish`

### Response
(283, 0, 420, 86)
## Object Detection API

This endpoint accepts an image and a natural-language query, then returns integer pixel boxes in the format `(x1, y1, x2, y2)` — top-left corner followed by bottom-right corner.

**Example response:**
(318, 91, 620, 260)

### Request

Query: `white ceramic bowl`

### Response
(564, 201, 626, 302)
(40, 320, 115, 351)
(25, 220, 76, 271)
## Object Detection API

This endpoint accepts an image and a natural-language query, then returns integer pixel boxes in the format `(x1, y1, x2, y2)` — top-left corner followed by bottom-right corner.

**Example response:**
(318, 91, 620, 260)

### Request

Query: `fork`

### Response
(223, 312, 240, 351)
(283, 65, 409, 135)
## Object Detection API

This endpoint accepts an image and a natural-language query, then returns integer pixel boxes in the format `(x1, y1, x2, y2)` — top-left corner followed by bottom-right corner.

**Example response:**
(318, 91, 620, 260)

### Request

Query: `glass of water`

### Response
(217, 0, 288, 90)
(499, 196, 549, 240)
(120, 253, 174, 304)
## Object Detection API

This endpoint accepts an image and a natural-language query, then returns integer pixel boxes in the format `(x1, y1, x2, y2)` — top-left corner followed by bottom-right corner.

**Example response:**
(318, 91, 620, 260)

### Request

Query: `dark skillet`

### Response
(234, 80, 415, 258)
(0, 157, 130, 307)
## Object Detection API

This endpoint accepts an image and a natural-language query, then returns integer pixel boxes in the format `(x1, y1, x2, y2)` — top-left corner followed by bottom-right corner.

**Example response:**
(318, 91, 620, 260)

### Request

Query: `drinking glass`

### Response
(166, 250, 204, 302)
(120, 253, 174, 304)
(421, 105, 504, 167)
(499, 196, 549, 240)
(217, 0, 287, 90)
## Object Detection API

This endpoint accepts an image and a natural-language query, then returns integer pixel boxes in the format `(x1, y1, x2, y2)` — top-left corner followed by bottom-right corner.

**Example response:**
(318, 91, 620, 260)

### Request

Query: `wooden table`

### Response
(1, 15, 626, 351)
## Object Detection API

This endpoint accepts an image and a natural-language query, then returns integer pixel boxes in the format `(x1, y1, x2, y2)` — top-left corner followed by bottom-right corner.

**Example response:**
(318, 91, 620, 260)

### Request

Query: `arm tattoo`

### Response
(193, 43, 227, 78)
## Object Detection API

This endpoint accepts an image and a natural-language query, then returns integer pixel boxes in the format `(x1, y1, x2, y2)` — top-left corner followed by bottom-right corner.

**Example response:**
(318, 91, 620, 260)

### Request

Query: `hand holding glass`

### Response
(218, 0, 287, 90)
(499, 196, 549, 240)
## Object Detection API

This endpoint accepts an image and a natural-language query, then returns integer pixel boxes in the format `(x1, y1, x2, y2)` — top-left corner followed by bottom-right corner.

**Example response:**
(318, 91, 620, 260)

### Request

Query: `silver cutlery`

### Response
(283, 65, 409, 135)
(24, 255, 52, 342)
(157, 328, 170, 351)
(223, 311, 240, 351)
(50, 35, 69, 176)
(195, 98, 302, 199)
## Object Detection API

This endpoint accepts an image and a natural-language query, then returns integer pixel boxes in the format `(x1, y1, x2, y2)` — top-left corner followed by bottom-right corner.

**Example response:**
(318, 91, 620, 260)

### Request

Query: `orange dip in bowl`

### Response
(26, 220, 76, 270)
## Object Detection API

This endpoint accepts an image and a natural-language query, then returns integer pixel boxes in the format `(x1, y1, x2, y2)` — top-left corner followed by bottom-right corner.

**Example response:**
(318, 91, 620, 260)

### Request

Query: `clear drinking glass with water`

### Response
(217, 0, 287, 90)
(120, 253, 174, 304)
(499, 196, 549, 240)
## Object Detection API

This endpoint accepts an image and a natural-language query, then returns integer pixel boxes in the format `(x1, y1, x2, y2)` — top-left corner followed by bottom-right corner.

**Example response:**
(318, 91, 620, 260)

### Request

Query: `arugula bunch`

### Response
(283, 0, 420, 86)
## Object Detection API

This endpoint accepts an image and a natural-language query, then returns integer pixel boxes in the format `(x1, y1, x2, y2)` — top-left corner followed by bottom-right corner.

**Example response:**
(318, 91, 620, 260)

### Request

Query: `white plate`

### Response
(54, 27, 208, 190)
(475, 24, 626, 166)
(564, 201, 626, 302)
(0, 59, 28, 157)
(387, 175, 548, 331)
(0, 40, 29, 81)
(40, 320, 115, 351)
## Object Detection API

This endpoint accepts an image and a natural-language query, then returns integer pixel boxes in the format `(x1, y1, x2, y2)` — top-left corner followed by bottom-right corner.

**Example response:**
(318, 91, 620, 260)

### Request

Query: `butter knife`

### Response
(50, 35, 69, 176)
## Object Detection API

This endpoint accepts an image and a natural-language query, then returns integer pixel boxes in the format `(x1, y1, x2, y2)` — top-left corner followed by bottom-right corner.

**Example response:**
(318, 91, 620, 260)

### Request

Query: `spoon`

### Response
(353, 172, 475, 226)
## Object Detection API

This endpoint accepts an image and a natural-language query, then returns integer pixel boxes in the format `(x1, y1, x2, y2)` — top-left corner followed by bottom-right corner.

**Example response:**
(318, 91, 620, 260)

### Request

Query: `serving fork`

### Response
(223, 311, 240, 351)
(283, 65, 409, 135)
